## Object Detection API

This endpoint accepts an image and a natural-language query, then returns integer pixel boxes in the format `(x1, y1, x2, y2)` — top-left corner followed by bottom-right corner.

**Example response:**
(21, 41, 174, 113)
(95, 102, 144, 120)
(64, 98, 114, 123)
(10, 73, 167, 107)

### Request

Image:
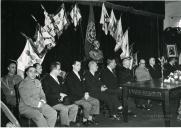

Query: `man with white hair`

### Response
(85, 61, 122, 120)
(147, 57, 161, 79)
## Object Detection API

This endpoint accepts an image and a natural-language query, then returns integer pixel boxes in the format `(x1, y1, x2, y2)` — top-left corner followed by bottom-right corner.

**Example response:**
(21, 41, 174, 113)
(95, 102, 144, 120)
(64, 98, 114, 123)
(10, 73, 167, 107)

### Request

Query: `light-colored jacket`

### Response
(19, 77, 46, 113)
(135, 66, 152, 81)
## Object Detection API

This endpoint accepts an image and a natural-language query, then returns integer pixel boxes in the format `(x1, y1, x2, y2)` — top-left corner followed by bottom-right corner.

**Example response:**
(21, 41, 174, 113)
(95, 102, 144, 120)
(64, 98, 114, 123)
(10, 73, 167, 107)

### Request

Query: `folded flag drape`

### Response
(84, 5, 96, 59)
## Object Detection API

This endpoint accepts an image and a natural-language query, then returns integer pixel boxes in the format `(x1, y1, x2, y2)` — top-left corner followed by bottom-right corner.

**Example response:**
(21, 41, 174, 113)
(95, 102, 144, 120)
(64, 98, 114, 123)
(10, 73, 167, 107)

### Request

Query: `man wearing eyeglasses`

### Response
(135, 59, 152, 110)
(135, 59, 152, 82)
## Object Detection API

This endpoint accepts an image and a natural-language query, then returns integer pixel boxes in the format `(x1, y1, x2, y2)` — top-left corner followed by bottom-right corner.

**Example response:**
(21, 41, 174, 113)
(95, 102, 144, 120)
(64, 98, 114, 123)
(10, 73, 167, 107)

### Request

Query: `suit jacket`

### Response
(65, 71, 85, 102)
(101, 67, 118, 89)
(19, 77, 46, 111)
(116, 66, 134, 85)
(135, 66, 152, 81)
(84, 71, 102, 98)
(163, 63, 177, 78)
(147, 64, 161, 79)
(41, 74, 66, 106)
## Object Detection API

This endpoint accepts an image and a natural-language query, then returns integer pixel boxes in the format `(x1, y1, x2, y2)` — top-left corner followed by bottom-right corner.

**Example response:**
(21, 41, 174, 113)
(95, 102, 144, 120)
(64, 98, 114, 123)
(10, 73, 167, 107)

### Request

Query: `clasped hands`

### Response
(101, 85, 108, 92)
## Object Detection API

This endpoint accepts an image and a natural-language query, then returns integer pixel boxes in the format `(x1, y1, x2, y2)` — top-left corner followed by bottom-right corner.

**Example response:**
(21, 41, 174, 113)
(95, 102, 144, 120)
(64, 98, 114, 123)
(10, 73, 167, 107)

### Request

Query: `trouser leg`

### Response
(67, 104, 78, 122)
(41, 104, 57, 127)
(87, 97, 100, 115)
(75, 100, 92, 119)
(21, 107, 48, 127)
(53, 104, 70, 126)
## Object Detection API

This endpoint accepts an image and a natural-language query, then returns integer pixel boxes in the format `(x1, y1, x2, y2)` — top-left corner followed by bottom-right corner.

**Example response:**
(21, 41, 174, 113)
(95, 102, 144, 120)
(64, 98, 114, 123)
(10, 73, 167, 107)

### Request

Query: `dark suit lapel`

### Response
(72, 72, 81, 82)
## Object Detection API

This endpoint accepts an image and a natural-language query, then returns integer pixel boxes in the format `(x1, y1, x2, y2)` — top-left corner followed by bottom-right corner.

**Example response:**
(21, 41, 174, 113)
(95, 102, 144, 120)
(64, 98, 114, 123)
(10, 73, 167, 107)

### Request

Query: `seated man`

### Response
(100, 58, 122, 99)
(116, 58, 134, 84)
(33, 63, 43, 80)
(65, 60, 99, 125)
(116, 58, 136, 116)
(19, 66, 57, 127)
(84, 61, 122, 120)
(147, 57, 161, 79)
(41, 61, 78, 126)
(163, 57, 177, 78)
(1, 61, 22, 113)
(135, 59, 152, 110)
(135, 59, 152, 81)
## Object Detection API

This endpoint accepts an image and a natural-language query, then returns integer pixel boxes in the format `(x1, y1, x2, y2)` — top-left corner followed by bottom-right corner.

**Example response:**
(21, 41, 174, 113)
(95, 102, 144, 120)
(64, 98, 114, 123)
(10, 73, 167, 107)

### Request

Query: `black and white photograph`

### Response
(1, 0, 181, 127)
(167, 44, 177, 57)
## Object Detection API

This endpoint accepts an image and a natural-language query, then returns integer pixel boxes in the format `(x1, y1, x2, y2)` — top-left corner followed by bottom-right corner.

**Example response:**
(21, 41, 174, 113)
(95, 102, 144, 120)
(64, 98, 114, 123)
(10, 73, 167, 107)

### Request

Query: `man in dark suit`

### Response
(42, 61, 78, 126)
(100, 58, 122, 98)
(84, 61, 122, 119)
(116, 58, 134, 85)
(147, 57, 161, 79)
(65, 60, 99, 125)
(116, 58, 137, 115)
(164, 57, 177, 78)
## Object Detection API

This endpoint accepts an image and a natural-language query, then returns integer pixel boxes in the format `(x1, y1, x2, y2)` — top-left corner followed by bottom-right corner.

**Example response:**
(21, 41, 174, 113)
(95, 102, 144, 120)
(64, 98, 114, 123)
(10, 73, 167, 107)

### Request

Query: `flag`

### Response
(70, 4, 82, 27)
(108, 9, 117, 37)
(100, 3, 109, 35)
(41, 4, 56, 37)
(17, 39, 46, 78)
(53, 4, 69, 36)
(114, 16, 123, 52)
(84, 5, 96, 59)
(120, 29, 129, 59)
(41, 27, 56, 48)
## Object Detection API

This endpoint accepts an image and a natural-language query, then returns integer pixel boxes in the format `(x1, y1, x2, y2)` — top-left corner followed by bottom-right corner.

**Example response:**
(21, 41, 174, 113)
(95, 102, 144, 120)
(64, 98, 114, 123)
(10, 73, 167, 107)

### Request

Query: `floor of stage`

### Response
(20, 101, 181, 127)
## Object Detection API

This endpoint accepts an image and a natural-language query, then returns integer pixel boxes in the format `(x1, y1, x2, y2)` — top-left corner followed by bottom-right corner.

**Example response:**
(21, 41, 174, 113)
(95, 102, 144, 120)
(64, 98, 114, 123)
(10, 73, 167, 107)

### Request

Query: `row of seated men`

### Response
(1, 56, 180, 127)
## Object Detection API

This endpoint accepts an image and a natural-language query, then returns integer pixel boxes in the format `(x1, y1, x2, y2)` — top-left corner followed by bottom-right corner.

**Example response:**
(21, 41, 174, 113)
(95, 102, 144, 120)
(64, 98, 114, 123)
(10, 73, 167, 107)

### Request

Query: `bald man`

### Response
(135, 59, 152, 81)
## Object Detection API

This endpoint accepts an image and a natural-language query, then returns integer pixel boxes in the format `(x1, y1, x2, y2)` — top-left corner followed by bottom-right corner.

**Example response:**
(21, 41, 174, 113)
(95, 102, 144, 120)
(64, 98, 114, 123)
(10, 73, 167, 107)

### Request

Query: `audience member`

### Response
(84, 61, 122, 120)
(135, 59, 152, 81)
(19, 66, 57, 127)
(65, 60, 99, 126)
(116, 58, 134, 85)
(164, 57, 177, 78)
(147, 57, 161, 79)
(33, 63, 43, 80)
(100, 58, 122, 100)
(41, 61, 78, 126)
(135, 59, 152, 110)
(1, 61, 22, 107)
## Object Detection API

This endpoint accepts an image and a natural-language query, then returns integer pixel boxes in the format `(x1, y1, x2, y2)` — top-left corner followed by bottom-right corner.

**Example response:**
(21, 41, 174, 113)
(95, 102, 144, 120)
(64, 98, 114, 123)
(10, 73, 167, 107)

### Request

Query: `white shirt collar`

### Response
(73, 70, 81, 80)
(107, 66, 113, 73)
(50, 73, 60, 84)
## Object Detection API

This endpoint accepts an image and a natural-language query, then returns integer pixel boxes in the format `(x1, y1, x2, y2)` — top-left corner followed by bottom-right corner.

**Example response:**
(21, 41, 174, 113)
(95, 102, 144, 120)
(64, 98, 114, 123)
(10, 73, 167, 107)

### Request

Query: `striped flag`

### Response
(114, 16, 123, 52)
(120, 29, 129, 59)
(108, 9, 117, 37)
(100, 3, 109, 35)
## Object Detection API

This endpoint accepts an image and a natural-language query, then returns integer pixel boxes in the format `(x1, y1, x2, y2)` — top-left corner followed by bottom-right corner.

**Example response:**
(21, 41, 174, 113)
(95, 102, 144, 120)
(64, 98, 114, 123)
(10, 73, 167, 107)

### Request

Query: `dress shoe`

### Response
(82, 121, 90, 126)
(70, 121, 81, 127)
(110, 114, 120, 120)
(128, 110, 137, 117)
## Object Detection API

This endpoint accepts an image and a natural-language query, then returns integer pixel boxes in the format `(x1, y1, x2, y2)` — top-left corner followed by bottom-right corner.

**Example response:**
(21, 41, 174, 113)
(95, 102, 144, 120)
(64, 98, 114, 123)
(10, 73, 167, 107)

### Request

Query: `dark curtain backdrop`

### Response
(1, 1, 164, 75)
